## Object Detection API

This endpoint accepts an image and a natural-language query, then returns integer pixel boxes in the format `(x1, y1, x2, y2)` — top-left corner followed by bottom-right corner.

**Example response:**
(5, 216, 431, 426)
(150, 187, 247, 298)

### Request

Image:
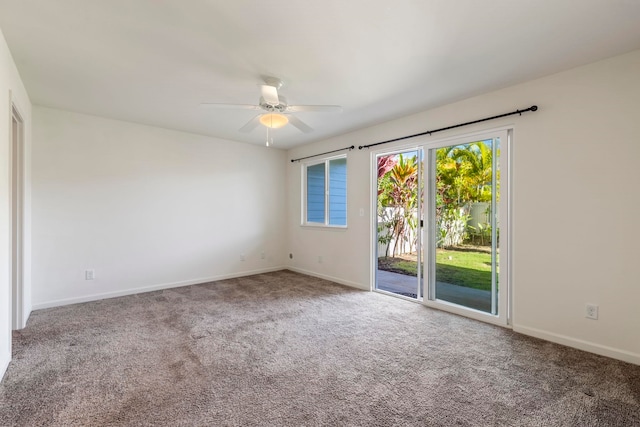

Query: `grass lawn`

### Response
(377, 248, 497, 291)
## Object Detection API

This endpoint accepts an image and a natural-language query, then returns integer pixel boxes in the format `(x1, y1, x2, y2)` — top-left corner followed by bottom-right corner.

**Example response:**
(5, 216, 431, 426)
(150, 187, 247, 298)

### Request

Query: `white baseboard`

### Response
(20, 308, 31, 329)
(32, 266, 286, 310)
(514, 324, 640, 366)
(17, 306, 31, 330)
(1, 353, 10, 381)
(22, 301, 32, 329)
(286, 267, 369, 291)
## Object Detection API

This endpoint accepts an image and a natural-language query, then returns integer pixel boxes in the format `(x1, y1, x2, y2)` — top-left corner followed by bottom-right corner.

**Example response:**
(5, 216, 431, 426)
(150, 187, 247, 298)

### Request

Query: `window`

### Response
(303, 156, 347, 227)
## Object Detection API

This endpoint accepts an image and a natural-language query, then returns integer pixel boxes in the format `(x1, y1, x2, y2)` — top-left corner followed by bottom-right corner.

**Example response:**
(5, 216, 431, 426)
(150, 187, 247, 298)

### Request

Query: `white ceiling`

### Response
(1, 1, 640, 149)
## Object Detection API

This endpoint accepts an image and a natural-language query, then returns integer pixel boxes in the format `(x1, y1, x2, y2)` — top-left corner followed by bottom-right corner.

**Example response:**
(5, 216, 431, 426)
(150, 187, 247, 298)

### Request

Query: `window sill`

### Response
(300, 224, 348, 231)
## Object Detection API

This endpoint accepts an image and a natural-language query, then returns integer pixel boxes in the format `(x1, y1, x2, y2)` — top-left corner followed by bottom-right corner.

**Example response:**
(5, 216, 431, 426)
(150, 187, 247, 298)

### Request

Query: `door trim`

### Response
(10, 98, 26, 330)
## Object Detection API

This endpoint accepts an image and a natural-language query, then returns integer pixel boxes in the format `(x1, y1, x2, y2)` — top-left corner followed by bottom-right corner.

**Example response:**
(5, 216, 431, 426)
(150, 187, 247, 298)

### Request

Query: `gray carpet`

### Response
(1, 270, 639, 426)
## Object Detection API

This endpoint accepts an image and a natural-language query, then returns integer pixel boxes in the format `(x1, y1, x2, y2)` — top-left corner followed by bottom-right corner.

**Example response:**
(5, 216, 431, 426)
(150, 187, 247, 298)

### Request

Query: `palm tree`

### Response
(433, 141, 497, 247)
(452, 141, 495, 202)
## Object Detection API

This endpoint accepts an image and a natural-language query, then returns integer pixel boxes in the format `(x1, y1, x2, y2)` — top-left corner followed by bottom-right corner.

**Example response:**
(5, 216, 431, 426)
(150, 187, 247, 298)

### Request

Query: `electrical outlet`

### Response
(240, 254, 245, 261)
(261, 252, 266, 259)
(586, 304, 599, 320)
(318, 255, 323, 263)
(85, 269, 95, 280)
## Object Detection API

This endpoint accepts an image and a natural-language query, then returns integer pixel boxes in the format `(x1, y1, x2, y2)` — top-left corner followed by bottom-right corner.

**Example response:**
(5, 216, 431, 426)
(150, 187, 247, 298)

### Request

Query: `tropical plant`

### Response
(436, 142, 491, 202)
(377, 223, 394, 257)
(377, 153, 420, 257)
(433, 140, 499, 247)
(437, 208, 470, 248)
(378, 142, 497, 254)
(452, 141, 496, 203)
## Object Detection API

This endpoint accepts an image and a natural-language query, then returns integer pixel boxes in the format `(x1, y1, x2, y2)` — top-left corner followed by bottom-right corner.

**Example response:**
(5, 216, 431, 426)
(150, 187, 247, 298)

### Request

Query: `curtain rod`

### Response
(358, 105, 538, 150)
(290, 145, 355, 163)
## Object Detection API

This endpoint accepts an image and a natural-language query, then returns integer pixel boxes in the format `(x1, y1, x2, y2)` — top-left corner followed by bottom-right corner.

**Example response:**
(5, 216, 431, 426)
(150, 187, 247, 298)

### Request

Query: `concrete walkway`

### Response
(376, 269, 492, 312)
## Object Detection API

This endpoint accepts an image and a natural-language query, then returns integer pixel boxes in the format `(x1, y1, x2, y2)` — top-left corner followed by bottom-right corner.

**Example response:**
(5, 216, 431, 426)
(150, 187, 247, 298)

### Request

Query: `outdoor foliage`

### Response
(377, 140, 498, 254)
(435, 140, 498, 248)
(436, 141, 497, 206)
(377, 153, 419, 257)
(377, 140, 499, 291)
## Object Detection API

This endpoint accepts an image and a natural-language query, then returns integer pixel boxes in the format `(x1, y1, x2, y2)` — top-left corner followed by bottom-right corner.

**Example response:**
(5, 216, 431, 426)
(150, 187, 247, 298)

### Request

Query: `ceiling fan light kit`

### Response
(259, 113, 288, 129)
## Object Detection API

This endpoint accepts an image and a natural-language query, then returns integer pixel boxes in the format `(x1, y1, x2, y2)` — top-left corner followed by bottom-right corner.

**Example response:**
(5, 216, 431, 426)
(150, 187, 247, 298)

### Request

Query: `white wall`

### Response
(32, 107, 286, 308)
(287, 49, 640, 365)
(0, 28, 32, 378)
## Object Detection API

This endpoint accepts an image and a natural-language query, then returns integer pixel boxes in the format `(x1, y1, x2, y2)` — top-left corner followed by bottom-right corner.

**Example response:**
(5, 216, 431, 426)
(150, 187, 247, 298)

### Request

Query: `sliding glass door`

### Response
(372, 130, 509, 325)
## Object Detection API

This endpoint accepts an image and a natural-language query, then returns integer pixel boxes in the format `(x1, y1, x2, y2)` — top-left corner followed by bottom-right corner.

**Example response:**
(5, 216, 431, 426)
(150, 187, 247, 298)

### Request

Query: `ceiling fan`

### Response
(201, 77, 342, 134)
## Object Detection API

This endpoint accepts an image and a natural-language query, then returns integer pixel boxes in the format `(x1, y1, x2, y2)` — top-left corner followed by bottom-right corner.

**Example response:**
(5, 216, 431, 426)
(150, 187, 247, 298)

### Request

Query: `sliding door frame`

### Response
(369, 126, 513, 328)
(422, 127, 512, 327)
(370, 144, 424, 301)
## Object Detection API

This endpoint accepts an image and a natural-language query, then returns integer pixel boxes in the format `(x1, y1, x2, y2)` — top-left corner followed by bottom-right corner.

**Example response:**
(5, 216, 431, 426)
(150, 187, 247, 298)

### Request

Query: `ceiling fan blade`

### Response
(287, 105, 343, 113)
(201, 103, 261, 110)
(239, 115, 262, 133)
(260, 85, 280, 106)
(287, 115, 313, 133)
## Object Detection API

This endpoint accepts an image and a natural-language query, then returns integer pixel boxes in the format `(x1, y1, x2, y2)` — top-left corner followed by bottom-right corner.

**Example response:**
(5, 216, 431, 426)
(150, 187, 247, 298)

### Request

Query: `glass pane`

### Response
(375, 151, 421, 299)
(433, 139, 498, 313)
(306, 163, 325, 223)
(328, 158, 347, 226)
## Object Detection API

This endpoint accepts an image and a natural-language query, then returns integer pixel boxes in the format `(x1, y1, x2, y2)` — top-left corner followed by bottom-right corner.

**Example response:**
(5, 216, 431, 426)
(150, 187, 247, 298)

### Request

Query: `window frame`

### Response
(301, 154, 348, 228)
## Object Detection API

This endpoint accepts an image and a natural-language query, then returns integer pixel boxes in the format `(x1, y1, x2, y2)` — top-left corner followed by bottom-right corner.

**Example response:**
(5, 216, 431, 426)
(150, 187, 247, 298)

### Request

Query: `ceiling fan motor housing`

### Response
(259, 96, 289, 113)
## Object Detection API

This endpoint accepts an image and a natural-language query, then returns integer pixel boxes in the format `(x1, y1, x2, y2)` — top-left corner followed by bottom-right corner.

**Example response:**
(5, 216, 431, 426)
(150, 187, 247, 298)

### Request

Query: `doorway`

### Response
(11, 104, 25, 330)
